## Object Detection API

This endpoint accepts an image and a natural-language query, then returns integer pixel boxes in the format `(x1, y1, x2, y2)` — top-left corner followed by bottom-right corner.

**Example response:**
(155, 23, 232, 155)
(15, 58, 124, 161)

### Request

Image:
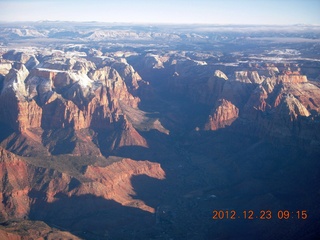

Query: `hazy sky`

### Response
(1, 0, 320, 25)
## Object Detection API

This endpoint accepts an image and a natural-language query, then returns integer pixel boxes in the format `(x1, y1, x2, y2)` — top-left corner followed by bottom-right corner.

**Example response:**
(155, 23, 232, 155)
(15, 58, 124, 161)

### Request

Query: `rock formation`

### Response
(0, 50, 148, 156)
(0, 220, 81, 240)
(0, 146, 165, 220)
(204, 99, 239, 130)
(136, 52, 320, 148)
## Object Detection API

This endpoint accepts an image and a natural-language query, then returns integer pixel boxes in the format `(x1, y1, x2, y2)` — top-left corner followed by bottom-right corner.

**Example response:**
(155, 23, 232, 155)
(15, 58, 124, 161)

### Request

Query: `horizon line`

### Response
(1, 20, 320, 27)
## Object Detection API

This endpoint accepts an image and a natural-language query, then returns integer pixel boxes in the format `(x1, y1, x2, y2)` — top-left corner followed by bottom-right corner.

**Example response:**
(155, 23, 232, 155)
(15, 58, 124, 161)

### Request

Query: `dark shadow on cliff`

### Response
(26, 125, 320, 239)
(0, 122, 14, 143)
(130, 174, 167, 207)
(25, 73, 320, 240)
(41, 128, 77, 155)
(138, 92, 211, 135)
(111, 129, 182, 163)
(0, 75, 4, 93)
(189, 129, 320, 240)
(28, 193, 161, 240)
(127, 132, 320, 240)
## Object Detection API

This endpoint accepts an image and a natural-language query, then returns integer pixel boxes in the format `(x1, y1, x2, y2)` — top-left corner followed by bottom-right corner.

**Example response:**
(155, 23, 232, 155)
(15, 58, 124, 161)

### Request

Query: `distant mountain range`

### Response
(1, 22, 320, 43)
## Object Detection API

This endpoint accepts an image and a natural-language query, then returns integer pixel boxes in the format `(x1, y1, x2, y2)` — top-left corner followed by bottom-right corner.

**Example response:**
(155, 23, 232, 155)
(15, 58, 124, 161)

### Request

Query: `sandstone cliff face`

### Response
(143, 54, 166, 69)
(235, 75, 319, 146)
(277, 74, 307, 84)
(1, 52, 140, 129)
(0, 220, 81, 240)
(244, 85, 269, 113)
(0, 146, 165, 221)
(0, 60, 12, 76)
(0, 50, 147, 156)
(109, 115, 148, 150)
(137, 53, 320, 146)
(111, 61, 143, 91)
(0, 229, 21, 240)
(81, 158, 165, 213)
(214, 70, 228, 80)
(235, 71, 261, 84)
(0, 63, 42, 132)
(204, 99, 239, 130)
(0, 147, 31, 220)
(203, 71, 228, 104)
(0, 144, 165, 238)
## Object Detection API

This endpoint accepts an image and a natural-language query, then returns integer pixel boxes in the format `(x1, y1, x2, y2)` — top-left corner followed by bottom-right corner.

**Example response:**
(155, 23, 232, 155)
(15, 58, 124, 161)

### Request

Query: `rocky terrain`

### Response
(0, 220, 81, 240)
(0, 22, 320, 239)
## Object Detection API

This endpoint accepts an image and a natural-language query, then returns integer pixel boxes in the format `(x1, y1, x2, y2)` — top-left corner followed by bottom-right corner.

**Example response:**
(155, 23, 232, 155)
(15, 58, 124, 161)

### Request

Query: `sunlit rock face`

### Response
(204, 99, 239, 130)
(0, 50, 148, 156)
(138, 52, 320, 146)
(0, 146, 165, 220)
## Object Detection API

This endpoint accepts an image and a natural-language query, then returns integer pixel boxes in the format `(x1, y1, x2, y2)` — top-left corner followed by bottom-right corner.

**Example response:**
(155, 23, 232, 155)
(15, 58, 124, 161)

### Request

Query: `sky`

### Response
(0, 0, 320, 25)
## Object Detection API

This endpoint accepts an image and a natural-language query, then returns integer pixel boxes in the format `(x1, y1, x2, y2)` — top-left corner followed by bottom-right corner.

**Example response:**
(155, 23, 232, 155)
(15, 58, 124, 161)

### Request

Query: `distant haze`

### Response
(1, 0, 320, 25)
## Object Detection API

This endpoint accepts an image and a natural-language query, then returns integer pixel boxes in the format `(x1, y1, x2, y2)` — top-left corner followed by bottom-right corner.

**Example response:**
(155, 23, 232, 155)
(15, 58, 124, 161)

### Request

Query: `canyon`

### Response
(0, 22, 320, 239)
